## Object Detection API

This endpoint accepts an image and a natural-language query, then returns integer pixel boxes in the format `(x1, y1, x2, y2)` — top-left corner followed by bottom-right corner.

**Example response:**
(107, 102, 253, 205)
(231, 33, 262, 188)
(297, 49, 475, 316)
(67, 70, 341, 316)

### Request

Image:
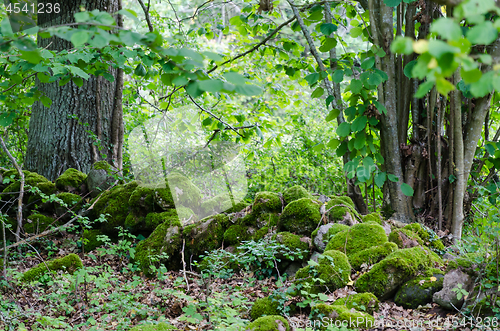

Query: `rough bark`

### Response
(369, 0, 413, 222)
(451, 70, 464, 241)
(25, 0, 123, 181)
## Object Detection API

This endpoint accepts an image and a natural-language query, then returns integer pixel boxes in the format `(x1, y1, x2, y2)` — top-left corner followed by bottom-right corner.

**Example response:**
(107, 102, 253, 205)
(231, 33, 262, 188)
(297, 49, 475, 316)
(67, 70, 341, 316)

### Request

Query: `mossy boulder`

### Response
(282, 185, 312, 205)
(225, 200, 249, 214)
(129, 186, 155, 214)
(183, 214, 229, 255)
(445, 252, 482, 276)
(167, 173, 201, 210)
(245, 315, 289, 331)
(252, 192, 282, 215)
(294, 250, 351, 294)
(325, 222, 388, 256)
(55, 192, 83, 209)
(403, 223, 445, 252)
(279, 198, 321, 236)
(81, 229, 105, 252)
(349, 242, 398, 271)
(129, 322, 178, 330)
(86, 161, 119, 197)
(252, 226, 269, 241)
(92, 181, 138, 234)
(24, 213, 57, 234)
(355, 247, 435, 299)
(250, 297, 280, 320)
(55, 168, 87, 192)
(333, 292, 380, 315)
(140, 210, 179, 232)
(21, 253, 83, 282)
(362, 212, 383, 224)
(241, 212, 279, 228)
(394, 274, 444, 309)
(2, 171, 54, 202)
(134, 218, 183, 275)
(273, 232, 310, 261)
(312, 223, 349, 252)
(388, 228, 423, 248)
(224, 224, 253, 245)
(152, 186, 175, 211)
(326, 196, 359, 224)
(311, 303, 375, 329)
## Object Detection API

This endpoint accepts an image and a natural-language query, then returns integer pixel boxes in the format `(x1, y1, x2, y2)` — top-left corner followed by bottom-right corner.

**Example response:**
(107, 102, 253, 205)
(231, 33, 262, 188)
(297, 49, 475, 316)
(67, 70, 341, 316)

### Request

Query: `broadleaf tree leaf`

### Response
(375, 172, 386, 187)
(336, 122, 351, 137)
(326, 109, 340, 122)
(320, 23, 337, 36)
(401, 183, 414, 196)
(384, 0, 402, 6)
(311, 87, 324, 98)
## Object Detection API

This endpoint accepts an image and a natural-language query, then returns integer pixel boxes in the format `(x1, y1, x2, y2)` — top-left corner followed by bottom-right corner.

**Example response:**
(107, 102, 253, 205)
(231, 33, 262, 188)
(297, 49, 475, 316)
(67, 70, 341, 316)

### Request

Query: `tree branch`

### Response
(136, 0, 154, 32)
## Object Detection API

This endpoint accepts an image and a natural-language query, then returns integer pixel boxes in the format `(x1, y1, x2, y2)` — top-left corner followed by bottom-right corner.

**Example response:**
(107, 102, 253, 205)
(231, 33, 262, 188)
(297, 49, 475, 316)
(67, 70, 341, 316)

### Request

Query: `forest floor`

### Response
(0, 232, 487, 331)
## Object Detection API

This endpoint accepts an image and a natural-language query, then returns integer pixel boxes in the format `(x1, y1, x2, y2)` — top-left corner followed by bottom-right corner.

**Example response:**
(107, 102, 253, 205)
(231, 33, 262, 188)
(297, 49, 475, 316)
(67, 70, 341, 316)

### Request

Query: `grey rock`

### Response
(310, 251, 322, 264)
(284, 262, 302, 278)
(433, 269, 473, 310)
(395, 274, 444, 309)
(86, 164, 119, 198)
(313, 224, 335, 252)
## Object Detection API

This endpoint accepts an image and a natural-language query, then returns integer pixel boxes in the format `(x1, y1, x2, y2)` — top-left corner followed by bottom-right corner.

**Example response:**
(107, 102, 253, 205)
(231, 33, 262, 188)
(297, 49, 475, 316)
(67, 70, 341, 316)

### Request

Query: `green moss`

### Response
(167, 173, 201, 209)
(324, 223, 350, 241)
(153, 186, 175, 211)
(225, 200, 249, 214)
(252, 192, 282, 215)
(388, 228, 424, 248)
(82, 229, 105, 252)
(129, 186, 155, 214)
(282, 185, 312, 205)
(183, 214, 229, 255)
(446, 252, 482, 274)
(2, 171, 52, 197)
(394, 274, 444, 309)
(294, 250, 351, 294)
(362, 212, 383, 224)
(349, 242, 398, 271)
(333, 292, 380, 314)
(134, 218, 182, 275)
(250, 297, 280, 320)
(279, 198, 321, 236)
(246, 315, 290, 331)
(355, 247, 434, 299)
(325, 222, 388, 256)
(326, 196, 359, 223)
(402, 223, 445, 252)
(24, 213, 57, 234)
(21, 253, 83, 282)
(252, 226, 269, 241)
(128, 322, 178, 330)
(55, 168, 87, 191)
(273, 232, 309, 255)
(312, 304, 375, 329)
(142, 210, 179, 231)
(93, 181, 138, 234)
(56, 192, 83, 208)
(93, 161, 112, 171)
(224, 224, 252, 245)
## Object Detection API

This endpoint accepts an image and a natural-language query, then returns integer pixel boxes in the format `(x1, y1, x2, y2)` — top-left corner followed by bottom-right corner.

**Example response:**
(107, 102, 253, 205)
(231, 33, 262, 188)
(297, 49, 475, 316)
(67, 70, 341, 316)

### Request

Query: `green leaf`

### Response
(404, 60, 417, 78)
(350, 27, 363, 38)
(326, 109, 340, 122)
(336, 122, 351, 137)
(234, 84, 262, 96)
(332, 70, 344, 83)
(430, 18, 462, 41)
(428, 40, 459, 59)
(373, 100, 387, 115)
(327, 138, 340, 149)
(320, 23, 337, 36)
(71, 31, 89, 47)
(37, 72, 50, 83)
(74, 12, 90, 23)
(354, 132, 366, 150)
(40, 95, 52, 108)
(198, 79, 224, 93)
(72, 77, 83, 87)
(185, 81, 203, 98)
(351, 116, 367, 132)
(384, 0, 402, 7)
(388, 174, 399, 182)
(375, 172, 386, 187)
(224, 71, 247, 85)
(134, 64, 147, 77)
(361, 57, 375, 70)
(311, 87, 324, 98)
(350, 79, 363, 94)
(390, 36, 414, 55)
(117, 9, 140, 23)
(305, 72, 320, 86)
(466, 21, 498, 45)
(357, 165, 371, 182)
(203, 51, 223, 62)
(436, 78, 455, 95)
(312, 143, 325, 152)
(461, 68, 482, 84)
(415, 80, 435, 99)
(326, 95, 335, 108)
(319, 38, 337, 52)
(0, 112, 16, 127)
(401, 183, 414, 196)
(470, 71, 494, 97)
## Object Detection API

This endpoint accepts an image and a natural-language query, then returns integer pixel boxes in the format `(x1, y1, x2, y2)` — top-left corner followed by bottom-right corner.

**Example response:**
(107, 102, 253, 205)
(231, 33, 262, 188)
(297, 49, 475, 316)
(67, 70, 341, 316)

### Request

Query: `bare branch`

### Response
(136, 0, 154, 32)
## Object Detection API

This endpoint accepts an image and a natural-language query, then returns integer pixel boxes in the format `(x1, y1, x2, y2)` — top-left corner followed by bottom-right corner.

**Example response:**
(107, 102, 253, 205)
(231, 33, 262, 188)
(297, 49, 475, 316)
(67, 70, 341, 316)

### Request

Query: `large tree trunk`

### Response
(369, 0, 413, 222)
(25, 0, 123, 181)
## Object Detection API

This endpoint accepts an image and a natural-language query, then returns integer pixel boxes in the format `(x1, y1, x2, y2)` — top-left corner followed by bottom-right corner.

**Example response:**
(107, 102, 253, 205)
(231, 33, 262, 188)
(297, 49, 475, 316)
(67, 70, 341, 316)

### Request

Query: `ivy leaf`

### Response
(311, 87, 324, 98)
(336, 122, 351, 137)
(320, 23, 337, 36)
(401, 183, 414, 196)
